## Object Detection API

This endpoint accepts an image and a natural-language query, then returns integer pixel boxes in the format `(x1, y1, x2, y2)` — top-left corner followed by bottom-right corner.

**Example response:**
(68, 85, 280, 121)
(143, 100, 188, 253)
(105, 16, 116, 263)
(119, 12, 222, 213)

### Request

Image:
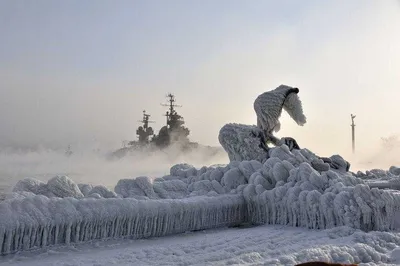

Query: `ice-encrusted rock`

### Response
(170, 163, 196, 178)
(88, 185, 118, 198)
(47, 175, 84, 198)
(329, 155, 351, 172)
(391, 247, 400, 264)
(88, 193, 102, 199)
(222, 168, 247, 190)
(78, 184, 93, 196)
(152, 179, 188, 199)
(189, 180, 213, 193)
(115, 178, 145, 198)
(247, 158, 400, 231)
(238, 160, 263, 181)
(207, 191, 219, 197)
(218, 122, 352, 174)
(211, 180, 226, 194)
(311, 159, 331, 172)
(367, 169, 389, 177)
(269, 145, 299, 166)
(12, 177, 49, 195)
(389, 166, 400, 176)
(114, 178, 143, 198)
(218, 123, 268, 162)
(210, 167, 224, 182)
(115, 176, 158, 199)
(135, 176, 158, 199)
(5, 191, 36, 200)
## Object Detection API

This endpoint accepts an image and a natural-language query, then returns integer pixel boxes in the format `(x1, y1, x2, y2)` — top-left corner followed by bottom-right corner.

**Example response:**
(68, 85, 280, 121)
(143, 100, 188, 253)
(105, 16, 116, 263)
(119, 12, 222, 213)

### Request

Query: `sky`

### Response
(1, 0, 400, 158)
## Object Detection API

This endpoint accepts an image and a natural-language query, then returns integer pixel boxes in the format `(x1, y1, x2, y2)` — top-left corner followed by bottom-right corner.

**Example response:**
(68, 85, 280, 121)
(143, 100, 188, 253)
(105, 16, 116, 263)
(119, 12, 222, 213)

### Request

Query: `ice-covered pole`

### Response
(351, 114, 356, 154)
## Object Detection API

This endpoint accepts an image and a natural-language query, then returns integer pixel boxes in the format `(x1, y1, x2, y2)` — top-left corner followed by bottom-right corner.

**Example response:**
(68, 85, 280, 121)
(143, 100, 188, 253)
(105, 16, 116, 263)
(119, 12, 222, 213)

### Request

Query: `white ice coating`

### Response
(3, 142, 400, 255)
(253, 85, 306, 136)
(3, 83, 400, 256)
(0, 194, 246, 255)
(218, 123, 268, 162)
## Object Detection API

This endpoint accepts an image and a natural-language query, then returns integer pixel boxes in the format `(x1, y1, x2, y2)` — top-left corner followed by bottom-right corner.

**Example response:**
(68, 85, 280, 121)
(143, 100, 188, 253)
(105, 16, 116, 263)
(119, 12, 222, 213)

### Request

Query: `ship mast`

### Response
(161, 93, 184, 130)
(138, 110, 154, 130)
(136, 110, 155, 144)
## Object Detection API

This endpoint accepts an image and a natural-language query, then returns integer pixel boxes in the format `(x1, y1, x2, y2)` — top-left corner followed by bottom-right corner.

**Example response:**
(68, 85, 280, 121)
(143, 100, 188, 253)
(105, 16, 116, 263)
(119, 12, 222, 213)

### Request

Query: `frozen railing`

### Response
(2, 185, 400, 256)
(0, 194, 247, 255)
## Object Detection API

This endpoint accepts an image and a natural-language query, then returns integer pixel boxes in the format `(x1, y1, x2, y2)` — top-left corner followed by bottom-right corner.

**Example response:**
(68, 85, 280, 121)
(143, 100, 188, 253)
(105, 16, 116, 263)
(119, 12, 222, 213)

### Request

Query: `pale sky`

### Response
(1, 0, 400, 157)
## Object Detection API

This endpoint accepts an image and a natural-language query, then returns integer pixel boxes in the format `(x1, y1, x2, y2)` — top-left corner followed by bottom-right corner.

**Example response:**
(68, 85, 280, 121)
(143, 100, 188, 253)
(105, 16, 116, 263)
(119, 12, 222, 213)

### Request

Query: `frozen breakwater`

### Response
(0, 194, 246, 255)
(2, 144, 400, 255)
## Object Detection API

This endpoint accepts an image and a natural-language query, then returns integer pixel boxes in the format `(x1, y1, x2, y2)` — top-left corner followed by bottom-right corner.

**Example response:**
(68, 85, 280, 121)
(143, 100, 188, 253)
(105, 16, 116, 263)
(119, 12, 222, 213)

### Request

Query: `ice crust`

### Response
(218, 123, 268, 162)
(3, 143, 400, 255)
(0, 194, 246, 255)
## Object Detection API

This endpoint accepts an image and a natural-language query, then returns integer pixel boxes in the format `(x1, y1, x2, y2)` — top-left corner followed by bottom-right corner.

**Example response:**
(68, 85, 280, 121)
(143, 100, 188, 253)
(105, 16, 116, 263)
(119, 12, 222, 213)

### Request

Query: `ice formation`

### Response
(12, 177, 53, 197)
(2, 84, 400, 257)
(253, 84, 306, 148)
(219, 84, 308, 162)
(218, 123, 268, 162)
(0, 194, 246, 255)
(2, 143, 400, 255)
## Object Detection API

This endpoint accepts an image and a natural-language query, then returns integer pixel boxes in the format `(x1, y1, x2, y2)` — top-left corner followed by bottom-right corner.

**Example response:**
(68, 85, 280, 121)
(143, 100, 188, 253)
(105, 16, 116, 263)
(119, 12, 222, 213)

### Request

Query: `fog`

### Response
(0, 145, 228, 196)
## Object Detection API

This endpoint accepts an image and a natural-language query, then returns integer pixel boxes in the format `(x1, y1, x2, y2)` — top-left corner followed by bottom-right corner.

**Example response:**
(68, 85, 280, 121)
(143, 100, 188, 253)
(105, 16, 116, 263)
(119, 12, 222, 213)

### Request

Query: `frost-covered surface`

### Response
(88, 185, 118, 198)
(12, 177, 53, 197)
(253, 85, 306, 137)
(12, 175, 83, 199)
(218, 123, 268, 162)
(2, 225, 400, 266)
(3, 143, 400, 255)
(355, 166, 400, 190)
(47, 175, 84, 198)
(246, 162, 400, 231)
(218, 122, 350, 173)
(0, 194, 245, 255)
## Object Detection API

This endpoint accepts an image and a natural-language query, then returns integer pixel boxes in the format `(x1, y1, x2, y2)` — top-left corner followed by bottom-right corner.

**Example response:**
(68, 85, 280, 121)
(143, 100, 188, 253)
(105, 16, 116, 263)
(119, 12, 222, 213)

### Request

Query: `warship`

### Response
(110, 93, 222, 159)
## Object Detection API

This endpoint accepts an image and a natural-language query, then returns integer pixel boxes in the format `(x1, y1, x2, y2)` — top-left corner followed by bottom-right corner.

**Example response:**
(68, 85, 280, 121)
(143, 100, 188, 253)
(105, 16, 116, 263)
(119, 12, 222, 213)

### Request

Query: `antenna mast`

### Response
(138, 110, 155, 130)
(161, 93, 182, 112)
(161, 93, 183, 127)
(136, 110, 155, 144)
(351, 114, 356, 154)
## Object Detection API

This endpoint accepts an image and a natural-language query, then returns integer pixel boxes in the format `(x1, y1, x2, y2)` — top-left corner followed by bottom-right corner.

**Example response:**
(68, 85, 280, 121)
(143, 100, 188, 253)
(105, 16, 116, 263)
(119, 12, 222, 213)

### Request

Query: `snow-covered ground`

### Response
(1, 224, 400, 266)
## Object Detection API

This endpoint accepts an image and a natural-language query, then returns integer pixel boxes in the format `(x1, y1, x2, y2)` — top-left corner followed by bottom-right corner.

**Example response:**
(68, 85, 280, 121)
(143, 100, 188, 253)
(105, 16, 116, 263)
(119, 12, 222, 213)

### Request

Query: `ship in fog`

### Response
(110, 93, 223, 159)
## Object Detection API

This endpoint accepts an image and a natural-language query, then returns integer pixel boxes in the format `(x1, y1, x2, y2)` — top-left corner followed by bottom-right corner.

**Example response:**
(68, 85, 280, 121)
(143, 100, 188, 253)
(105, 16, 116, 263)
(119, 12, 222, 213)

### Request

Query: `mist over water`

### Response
(347, 137, 400, 172)
(0, 144, 229, 196)
(2, 136, 400, 197)
(2, 131, 400, 201)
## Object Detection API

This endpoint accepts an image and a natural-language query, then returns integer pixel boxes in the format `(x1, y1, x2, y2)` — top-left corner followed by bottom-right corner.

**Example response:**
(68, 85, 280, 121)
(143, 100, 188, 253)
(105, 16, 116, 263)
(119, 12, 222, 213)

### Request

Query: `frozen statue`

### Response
(219, 84, 350, 172)
(254, 84, 306, 150)
(219, 84, 306, 162)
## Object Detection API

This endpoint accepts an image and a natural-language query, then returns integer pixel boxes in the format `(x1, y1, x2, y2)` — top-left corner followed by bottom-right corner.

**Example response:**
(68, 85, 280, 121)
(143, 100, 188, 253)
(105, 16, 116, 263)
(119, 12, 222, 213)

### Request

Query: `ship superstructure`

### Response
(132, 110, 155, 145)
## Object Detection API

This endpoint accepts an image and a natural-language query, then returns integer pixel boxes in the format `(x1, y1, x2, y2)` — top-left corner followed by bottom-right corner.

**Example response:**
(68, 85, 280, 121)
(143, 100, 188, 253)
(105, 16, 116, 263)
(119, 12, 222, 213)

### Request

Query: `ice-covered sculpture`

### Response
(219, 85, 306, 162)
(218, 123, 269, 162)
(253, 84, 306, 149)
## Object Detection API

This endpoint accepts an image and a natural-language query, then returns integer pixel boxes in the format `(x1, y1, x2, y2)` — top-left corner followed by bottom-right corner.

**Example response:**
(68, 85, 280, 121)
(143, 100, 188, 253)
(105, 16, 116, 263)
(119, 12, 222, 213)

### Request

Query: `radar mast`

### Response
(135, 110, 155, 144)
